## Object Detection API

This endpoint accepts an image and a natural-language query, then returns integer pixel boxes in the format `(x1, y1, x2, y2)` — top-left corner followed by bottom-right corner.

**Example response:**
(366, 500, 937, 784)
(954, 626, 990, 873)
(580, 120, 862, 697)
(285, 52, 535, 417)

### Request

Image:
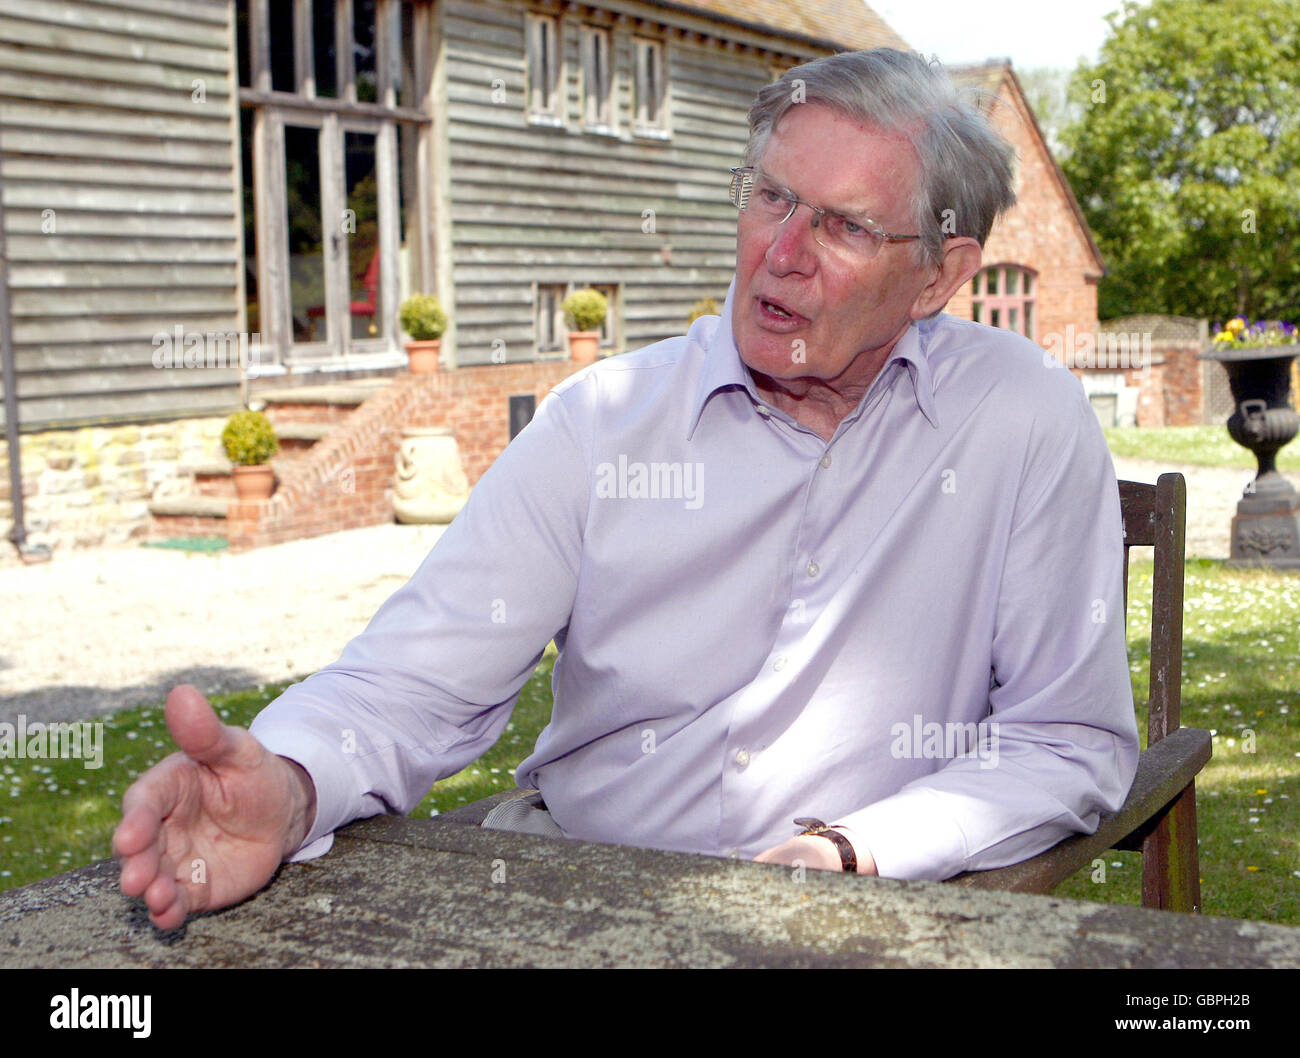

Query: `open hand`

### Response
(113, 685, 316, 929)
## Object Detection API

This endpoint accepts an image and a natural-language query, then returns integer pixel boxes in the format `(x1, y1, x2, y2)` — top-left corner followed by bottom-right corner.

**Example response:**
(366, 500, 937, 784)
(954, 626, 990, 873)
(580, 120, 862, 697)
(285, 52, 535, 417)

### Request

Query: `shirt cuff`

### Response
(834, 787, 971, 882)
(248, 719, 358, 856)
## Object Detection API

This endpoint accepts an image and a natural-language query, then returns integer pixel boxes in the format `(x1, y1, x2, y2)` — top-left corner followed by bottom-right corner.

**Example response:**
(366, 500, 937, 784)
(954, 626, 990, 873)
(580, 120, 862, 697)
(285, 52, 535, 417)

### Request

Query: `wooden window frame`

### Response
(589, 283, 622, 351)
(535, 283, 568, 356)
(526, 13, 565, 126)
(240, 0, 433, 377)
(971, 264, 1037, 341)
(633, 37, 669, 139)
(581, 25, 615, 133)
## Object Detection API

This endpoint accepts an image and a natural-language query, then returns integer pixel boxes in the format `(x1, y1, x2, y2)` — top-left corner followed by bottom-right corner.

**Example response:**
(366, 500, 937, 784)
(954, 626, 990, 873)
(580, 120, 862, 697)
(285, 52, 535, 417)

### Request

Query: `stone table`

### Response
(2, 816, 1298, 968)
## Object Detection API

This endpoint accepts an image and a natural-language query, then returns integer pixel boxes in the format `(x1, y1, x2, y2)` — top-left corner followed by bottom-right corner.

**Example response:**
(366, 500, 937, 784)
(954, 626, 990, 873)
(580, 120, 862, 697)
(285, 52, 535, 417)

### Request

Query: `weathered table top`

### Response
(3, 816, 1298, 968)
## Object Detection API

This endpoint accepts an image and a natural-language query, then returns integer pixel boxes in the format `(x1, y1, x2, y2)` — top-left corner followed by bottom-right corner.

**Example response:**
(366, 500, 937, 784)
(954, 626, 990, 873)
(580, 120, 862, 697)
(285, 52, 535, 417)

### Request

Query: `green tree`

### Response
(1060, 0, 1300, 322)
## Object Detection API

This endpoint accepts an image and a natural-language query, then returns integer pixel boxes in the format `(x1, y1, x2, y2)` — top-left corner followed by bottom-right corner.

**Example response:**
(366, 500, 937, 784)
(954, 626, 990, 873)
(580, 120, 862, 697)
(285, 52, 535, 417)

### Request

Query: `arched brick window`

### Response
(971, 266, 1036, 340)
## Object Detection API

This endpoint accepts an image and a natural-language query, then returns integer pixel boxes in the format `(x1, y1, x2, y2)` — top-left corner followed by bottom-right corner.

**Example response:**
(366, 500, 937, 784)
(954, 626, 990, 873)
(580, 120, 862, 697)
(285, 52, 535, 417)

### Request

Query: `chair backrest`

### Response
(1118, 473, 1187, 746)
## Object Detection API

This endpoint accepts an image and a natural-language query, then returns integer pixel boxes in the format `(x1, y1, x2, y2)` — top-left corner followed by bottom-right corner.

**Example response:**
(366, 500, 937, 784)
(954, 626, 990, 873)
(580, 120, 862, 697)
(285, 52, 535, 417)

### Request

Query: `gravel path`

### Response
(0, 458, 1267, 724)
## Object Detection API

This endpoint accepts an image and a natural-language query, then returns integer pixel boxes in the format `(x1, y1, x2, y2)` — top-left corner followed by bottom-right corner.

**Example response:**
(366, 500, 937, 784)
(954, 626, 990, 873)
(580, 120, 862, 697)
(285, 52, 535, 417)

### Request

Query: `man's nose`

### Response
(764, 206, 819, 273)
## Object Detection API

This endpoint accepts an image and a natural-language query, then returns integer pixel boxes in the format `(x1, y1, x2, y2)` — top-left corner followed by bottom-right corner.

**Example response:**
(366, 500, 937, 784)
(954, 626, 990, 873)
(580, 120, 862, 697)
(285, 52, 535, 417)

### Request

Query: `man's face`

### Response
(732, 103, 937, 387)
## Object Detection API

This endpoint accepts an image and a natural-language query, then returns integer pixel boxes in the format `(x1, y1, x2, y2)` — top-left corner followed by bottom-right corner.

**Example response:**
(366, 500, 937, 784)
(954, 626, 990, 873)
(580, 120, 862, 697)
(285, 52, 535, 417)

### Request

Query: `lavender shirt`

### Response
(251, 281, 1138, 881)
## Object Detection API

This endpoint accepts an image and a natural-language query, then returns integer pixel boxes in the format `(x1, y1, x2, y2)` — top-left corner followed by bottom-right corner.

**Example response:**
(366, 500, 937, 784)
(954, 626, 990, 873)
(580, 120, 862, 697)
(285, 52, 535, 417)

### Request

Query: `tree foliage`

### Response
(1060, 0, 1300, 322)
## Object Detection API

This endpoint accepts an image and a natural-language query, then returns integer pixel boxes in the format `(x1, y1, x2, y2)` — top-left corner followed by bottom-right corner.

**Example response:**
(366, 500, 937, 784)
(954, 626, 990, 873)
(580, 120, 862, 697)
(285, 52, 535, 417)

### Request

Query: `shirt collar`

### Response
(686, 278, 943, 440)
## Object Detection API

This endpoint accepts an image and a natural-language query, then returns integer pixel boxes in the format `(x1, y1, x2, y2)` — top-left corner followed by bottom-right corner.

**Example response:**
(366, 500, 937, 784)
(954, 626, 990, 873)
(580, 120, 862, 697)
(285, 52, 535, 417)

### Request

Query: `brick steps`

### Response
(146, 362, 585, 551)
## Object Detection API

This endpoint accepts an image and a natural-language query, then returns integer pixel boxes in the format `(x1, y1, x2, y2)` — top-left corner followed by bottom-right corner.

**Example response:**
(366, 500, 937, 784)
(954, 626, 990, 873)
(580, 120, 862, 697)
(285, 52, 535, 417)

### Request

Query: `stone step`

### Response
(255, 379, 391, 407)
(148, 495, 228, 518)
(273, 421, 335, 442)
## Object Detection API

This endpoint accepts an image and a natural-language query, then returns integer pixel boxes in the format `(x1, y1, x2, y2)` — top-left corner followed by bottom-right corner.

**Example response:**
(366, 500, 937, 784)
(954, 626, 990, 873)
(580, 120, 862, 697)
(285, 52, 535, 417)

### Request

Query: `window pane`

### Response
(1005, 269, 1018, 295)
(990, 307, 1001, 329)
(240, 108, 258, 336)
(986, 269, 998, 295)
(399, 2, 417, 109)
(345, 132, 381, 339)
(1024, 301, 1035, 340)
(354, 0, 377, 103)
(285, 125, 325, 342)
(1008, 306, 1019, 333)
(1024, 273, 1033, 296)
(270, 0, 295, 92)
(236, 0, 252, 89)
(313, 0, 337, 98)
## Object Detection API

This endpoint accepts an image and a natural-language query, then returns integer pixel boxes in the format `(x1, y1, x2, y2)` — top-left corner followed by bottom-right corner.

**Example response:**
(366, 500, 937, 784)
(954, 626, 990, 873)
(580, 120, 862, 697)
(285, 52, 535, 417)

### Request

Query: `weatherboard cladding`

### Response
(442, 0, 798, 365)
(0, 0, 244, 428)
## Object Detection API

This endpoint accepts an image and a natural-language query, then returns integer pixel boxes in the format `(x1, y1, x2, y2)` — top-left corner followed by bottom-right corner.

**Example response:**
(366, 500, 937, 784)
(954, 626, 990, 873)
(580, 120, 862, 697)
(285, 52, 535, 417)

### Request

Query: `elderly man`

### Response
(115, 49, 1138, 929)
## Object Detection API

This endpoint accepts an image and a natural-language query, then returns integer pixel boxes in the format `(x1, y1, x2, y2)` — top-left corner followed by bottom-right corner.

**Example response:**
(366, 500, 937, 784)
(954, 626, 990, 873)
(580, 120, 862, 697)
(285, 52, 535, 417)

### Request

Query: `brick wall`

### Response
(944, 70, 1102, 350)
(218, 361, 585, 550)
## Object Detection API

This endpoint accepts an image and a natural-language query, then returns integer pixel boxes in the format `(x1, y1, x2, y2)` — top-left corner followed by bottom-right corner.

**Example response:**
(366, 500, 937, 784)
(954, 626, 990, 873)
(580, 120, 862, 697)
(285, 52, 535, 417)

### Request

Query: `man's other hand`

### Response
(113, 684, 317, 930)
(754, 834, 878, 875)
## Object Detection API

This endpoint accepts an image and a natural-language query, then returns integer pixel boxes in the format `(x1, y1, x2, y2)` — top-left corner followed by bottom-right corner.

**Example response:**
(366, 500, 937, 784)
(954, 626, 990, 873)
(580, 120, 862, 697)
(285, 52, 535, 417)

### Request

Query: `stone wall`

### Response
(4, 361, 586, 564)
(0, 418, 228, 566)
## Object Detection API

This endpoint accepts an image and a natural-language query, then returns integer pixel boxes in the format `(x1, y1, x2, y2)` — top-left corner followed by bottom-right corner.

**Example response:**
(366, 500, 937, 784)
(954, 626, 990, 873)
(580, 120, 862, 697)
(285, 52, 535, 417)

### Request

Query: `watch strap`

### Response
(793, 817, 857, 873)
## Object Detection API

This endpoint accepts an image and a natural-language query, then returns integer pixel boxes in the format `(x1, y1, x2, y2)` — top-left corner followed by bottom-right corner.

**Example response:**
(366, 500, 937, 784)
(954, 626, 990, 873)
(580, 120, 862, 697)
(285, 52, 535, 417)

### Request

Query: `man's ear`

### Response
(910, 237, 983, 320)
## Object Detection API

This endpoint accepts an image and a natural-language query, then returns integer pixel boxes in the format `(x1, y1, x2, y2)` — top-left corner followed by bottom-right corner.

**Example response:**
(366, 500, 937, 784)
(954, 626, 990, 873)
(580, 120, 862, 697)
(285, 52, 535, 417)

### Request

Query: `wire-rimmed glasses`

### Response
(728, 166, 921, 260)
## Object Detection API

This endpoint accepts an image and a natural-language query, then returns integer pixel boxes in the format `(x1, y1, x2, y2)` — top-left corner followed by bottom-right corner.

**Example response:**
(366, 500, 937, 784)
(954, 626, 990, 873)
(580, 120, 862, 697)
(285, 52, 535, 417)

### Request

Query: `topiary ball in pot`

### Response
(562, 288, 608, 333)
(398, 294, 448, 341)
(222, 410, 279, 466)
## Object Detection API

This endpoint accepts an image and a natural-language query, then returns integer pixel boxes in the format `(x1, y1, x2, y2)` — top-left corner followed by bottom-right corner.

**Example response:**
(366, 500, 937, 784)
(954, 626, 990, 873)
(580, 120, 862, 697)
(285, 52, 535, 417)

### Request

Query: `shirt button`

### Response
(735, 748, 750, 769)
(820, 454, 832, 469)
(756, 405, 771, 417)
(773, 655, 787, 672)
(806, 561, 820, 578)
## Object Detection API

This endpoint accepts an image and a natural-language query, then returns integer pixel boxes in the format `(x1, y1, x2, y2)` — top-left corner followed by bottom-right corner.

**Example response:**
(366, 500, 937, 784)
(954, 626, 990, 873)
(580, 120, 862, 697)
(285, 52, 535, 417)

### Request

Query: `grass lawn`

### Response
(5, 562, 1298, 926)
(1105, 424, 1300, 471)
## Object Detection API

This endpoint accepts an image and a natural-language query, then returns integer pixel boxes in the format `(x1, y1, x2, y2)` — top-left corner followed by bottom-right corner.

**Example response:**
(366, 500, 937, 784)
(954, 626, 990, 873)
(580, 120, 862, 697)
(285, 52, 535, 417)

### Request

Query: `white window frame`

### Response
(971, 264, 1037, 341)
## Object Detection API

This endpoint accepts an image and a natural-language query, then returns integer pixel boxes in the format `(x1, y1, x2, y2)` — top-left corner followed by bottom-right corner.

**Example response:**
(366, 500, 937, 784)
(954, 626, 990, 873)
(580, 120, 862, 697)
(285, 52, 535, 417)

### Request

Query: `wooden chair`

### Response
(443, 473, 1210, 913)
(948, 472, 1210, 912)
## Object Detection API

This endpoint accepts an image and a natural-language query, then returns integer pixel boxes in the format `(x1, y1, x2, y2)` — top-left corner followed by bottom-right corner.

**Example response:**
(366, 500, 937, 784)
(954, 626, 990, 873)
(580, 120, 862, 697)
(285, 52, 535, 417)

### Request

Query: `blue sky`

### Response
(874, 0, 1134, 71)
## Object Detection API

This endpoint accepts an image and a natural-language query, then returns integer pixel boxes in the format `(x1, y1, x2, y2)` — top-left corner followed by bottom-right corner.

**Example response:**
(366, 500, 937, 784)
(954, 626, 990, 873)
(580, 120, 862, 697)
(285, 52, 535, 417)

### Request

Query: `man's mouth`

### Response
(758, 297, 803, 322)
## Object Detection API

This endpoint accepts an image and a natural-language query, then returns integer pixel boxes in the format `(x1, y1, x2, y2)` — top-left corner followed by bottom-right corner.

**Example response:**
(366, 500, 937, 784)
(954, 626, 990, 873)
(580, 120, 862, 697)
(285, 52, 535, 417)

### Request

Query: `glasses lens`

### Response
(729, 169, 753, 210)
(821, 213, 884, 259)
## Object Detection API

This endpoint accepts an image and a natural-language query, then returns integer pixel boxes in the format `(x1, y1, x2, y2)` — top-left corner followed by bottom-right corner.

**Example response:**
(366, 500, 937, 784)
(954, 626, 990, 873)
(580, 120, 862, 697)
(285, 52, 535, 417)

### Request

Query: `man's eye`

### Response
(836, 216, 870, 238)
(756, 187, 785, 205)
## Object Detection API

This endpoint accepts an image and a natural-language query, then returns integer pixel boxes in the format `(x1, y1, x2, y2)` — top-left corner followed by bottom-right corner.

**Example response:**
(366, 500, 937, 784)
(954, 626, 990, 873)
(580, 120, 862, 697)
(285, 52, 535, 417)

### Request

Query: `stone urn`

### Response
(392, 427, 469, 524)
(1198, 344, 1300, 567)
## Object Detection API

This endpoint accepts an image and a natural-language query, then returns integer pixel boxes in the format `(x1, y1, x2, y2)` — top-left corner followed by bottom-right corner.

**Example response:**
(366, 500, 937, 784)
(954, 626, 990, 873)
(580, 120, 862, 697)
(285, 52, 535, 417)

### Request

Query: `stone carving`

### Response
(1237, 525, 1295, 556)
(392, 427, 469, 524)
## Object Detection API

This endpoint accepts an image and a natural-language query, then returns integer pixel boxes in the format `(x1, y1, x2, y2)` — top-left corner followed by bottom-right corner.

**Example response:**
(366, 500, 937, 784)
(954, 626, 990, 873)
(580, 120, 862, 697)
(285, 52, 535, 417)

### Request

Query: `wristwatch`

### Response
(794, 817, 857, 873)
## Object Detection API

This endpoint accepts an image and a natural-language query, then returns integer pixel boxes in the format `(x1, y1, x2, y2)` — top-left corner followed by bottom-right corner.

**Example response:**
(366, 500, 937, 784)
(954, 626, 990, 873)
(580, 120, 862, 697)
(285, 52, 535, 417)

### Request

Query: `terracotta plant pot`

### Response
(406, 338, 442, 374)
(567, 330, 600, 363)
(231, 464, 276, 500)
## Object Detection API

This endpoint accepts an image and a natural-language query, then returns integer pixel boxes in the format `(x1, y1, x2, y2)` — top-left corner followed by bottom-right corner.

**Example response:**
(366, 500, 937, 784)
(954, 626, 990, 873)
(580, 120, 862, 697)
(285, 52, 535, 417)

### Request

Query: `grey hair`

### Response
(745, 49, 1016, 268)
